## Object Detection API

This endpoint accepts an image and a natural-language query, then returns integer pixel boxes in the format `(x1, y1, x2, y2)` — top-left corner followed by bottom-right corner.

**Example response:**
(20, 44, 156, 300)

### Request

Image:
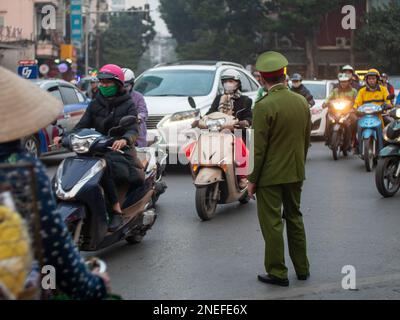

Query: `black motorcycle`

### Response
(375, 107, 400, 197)
(326, 98, 353, 160)
(53, 116, 167, 250)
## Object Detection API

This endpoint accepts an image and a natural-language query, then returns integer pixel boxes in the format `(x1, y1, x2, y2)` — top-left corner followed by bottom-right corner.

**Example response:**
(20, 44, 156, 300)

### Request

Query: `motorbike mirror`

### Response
(188, 97, 196, 109)
(119, 115, 137, 127)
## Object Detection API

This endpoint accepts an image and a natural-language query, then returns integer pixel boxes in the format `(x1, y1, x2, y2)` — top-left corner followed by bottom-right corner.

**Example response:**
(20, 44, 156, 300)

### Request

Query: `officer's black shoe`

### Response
(257, 274, 289, 287)
(108, 213, 124, 232)
(297, 273, 310, 281)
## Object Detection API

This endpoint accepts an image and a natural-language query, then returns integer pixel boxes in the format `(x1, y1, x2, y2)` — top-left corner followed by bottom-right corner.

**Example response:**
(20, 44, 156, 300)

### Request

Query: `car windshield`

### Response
(134, 69, 215, 97)
(302, 83, 327, 100)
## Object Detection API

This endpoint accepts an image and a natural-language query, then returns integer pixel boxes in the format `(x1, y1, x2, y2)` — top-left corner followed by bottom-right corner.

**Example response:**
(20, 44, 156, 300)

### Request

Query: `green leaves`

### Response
(356, 3, 400, 73)
(100, 9, 155, 71)
(159, 0, 270, 65)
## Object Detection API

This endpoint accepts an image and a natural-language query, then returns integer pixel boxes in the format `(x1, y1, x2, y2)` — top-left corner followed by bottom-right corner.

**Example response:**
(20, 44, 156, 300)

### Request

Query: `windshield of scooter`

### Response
(357, 103, 383, 115)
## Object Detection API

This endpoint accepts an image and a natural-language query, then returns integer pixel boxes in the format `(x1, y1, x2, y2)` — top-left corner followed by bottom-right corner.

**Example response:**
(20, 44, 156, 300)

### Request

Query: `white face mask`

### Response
(223, 82, 238, 93)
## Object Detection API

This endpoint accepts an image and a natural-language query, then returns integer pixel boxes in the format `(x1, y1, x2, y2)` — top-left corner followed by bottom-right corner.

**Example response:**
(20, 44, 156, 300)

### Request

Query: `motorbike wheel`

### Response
(23, 135, 40, 158)
(364, 138, 374, 172)
(375, 157, 400, 197)
(331, 131, 340, 161)
(195, 184, 218, 221)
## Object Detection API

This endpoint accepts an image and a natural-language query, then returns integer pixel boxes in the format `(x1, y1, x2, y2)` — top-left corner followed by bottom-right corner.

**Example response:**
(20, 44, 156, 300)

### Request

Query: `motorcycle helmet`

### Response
(385, 121, 400, 142)
(221, 69, 241, 82)
(342, 65, 354, 73)
(365, 68, 381, 80)
(290, 73, 303, 81)
(97, 64, 125, 86)
(221, 69, 242, 92)
(122, 68, 135, 86)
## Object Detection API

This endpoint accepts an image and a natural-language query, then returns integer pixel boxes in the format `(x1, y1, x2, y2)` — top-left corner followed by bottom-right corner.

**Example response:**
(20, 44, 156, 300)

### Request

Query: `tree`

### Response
(100, 8, 155, 71)
(265, 0, 348, 78)
(356, 3, 400, 74)
(159, 0, 270, 65)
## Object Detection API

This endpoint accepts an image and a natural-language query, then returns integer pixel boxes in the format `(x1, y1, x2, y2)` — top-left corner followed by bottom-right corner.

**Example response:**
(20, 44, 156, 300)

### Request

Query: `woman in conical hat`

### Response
(0, 66, 110, 299)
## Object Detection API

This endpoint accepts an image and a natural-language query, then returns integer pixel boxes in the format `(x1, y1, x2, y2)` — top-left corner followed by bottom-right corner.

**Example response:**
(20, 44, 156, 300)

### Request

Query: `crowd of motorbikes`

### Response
(324, 93, 400, 199)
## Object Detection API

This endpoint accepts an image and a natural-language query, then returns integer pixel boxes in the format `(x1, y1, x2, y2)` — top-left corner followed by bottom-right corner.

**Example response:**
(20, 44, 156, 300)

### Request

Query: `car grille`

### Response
(146, 115, 164, 129)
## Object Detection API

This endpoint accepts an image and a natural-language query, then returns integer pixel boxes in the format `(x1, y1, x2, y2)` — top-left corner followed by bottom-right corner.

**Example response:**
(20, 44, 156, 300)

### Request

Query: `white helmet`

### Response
(342, 65, 354, 73)
(122, 68, 135, 85)
(221, 69, 241, 83)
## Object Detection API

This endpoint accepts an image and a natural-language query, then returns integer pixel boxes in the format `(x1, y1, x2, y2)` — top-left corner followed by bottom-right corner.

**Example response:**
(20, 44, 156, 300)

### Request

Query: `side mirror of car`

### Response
(188, 96, 196, 109)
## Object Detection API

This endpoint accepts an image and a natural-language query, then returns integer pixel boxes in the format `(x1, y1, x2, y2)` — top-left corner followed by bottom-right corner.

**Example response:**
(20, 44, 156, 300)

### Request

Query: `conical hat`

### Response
(0, 66, 63, 143)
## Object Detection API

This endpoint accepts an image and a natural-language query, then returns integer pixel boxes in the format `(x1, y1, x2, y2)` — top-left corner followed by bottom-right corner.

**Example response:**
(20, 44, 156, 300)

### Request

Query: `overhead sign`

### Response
(70, 0, 83, 51)
(18, 65, 39, 79)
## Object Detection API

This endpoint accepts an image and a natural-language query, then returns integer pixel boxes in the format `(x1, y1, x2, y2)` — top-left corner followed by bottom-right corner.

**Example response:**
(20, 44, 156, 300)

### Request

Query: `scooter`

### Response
(326, 98, 353, 160)
(53, 116, 167, 251)
(357, 103, 388, 172)
(184, 97, 249, 221)
(375, 107, 400, 197)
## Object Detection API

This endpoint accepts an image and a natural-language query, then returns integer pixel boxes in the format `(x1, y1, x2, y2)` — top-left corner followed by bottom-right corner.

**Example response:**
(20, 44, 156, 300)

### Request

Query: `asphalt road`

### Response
(43, 142, 400, 300)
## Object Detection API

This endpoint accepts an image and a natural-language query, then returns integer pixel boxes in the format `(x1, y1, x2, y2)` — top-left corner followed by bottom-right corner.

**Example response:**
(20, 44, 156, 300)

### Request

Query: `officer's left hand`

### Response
(112, 139, 127, 151)
(248, 182, 256, 200)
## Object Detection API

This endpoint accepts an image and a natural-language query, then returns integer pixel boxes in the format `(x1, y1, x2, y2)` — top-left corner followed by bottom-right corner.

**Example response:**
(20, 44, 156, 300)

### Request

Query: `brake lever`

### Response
(107, 147, 125, 154)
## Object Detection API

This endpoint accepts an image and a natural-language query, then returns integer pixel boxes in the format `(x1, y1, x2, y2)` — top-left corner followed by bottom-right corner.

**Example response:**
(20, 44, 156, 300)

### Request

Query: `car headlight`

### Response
(169, 110, 200, 122)
(206, 118, 226, 129)
(71, 136, 97, 154)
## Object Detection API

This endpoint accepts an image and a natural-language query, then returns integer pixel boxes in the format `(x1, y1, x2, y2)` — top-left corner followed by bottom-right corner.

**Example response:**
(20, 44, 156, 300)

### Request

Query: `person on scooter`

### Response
(342, 65, 361, 91)
(323, 73, 358, 149)
(122, 68, 149, 148)
(54, 64, 141, 232)
(290, 73, 315, 107)
(0, 66, 109, 299)
(354, 68, 393, 122)
(192, 69, 252, 189)
(381, 73, 395, 104)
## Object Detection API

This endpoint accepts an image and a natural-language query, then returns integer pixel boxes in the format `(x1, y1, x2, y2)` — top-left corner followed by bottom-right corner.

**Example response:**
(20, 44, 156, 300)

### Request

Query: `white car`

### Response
(302, 80, 336, 137)
(133, 61, 261, 156)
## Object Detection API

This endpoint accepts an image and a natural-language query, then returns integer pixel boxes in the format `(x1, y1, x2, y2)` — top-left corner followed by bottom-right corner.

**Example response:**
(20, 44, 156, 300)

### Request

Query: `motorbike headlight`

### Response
(169, 110, 200, 122)
(206, 118, 226, 129)
(71, 136, 97, 154)
(332, 101, 347, 111)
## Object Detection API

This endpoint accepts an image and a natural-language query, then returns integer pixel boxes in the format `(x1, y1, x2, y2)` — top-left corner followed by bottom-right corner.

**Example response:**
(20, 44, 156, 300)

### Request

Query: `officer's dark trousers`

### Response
(256, 182, 309, 279)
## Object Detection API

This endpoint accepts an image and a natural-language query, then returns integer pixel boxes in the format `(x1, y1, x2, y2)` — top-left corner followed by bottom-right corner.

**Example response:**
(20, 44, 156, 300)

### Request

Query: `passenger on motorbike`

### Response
(323, 73, 358, 148)
(54, 64, 142, 232)
(122, 68, 149, 148)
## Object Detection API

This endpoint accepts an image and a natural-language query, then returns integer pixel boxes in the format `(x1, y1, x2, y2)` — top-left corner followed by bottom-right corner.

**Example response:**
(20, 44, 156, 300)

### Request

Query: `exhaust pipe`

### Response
(143, 210, 156, 226)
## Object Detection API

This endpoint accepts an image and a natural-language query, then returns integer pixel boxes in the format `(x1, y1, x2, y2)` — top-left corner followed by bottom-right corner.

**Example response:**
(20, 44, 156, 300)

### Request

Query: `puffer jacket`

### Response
(73, 91, 139, 145)
(291, 84, 315, 107)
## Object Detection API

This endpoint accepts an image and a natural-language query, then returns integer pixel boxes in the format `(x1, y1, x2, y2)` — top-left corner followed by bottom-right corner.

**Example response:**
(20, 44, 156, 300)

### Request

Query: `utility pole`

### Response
(84, 0, 90, 75)
(95, 0, 100, 69)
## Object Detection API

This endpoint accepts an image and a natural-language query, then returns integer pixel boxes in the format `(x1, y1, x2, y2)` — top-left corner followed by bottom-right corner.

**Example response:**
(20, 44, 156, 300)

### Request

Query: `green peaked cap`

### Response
(256, 51, 288, 73)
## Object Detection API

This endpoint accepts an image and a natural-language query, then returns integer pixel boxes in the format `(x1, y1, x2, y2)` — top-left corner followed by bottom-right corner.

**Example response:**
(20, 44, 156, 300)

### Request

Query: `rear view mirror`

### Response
(188, 97, 196, 109)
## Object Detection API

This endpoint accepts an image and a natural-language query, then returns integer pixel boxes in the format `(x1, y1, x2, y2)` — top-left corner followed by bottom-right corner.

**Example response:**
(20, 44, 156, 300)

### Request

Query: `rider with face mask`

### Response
(206, 69, 253, 126)
(290, 73, 315, 107)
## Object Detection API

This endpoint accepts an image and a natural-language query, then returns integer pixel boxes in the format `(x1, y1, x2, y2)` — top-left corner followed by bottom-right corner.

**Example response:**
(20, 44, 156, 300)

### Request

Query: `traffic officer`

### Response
(248, 51, 311, 287)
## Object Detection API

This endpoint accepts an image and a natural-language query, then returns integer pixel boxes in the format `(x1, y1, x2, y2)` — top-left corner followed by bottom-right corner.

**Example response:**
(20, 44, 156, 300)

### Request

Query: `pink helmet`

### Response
(97, 64, 125, 86)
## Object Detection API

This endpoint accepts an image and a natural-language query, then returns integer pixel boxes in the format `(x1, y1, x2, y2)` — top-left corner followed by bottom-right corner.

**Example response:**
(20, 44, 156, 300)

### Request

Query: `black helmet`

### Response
(385, 121, 400, 141)
(290, 73, 302, 81)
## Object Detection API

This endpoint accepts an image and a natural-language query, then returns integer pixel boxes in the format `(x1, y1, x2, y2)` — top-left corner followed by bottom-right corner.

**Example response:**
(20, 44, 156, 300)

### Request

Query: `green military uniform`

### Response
(249, 51, 311, 280)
